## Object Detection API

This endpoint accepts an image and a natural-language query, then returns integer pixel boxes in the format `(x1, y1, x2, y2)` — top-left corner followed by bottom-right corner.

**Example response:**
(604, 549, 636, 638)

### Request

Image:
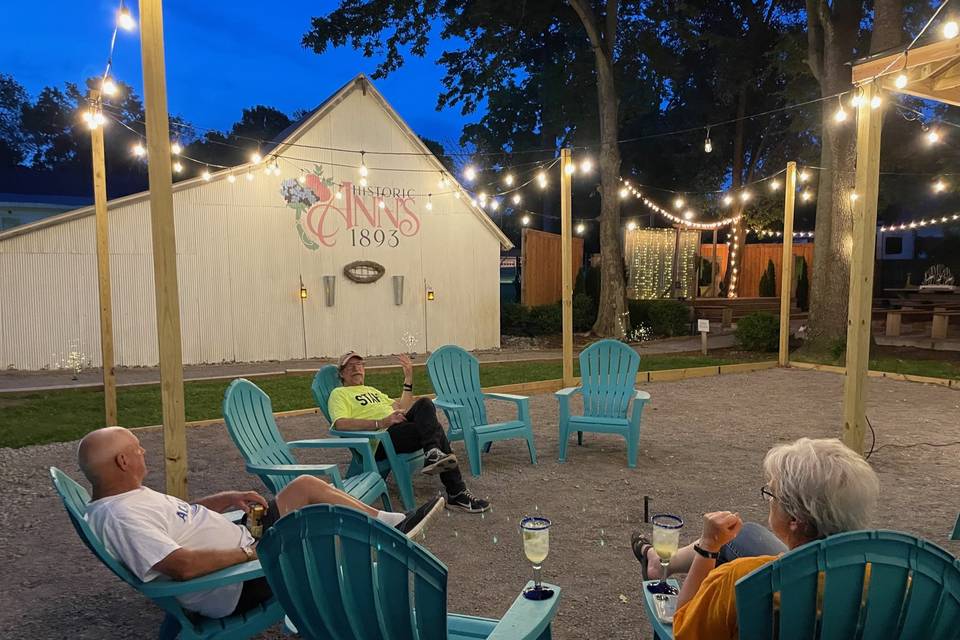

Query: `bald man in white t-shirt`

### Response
(79, 427, 443, 619)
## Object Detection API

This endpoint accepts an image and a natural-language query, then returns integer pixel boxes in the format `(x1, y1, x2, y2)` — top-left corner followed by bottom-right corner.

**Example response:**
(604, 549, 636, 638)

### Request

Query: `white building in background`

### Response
(0, 75, 511, 370)
(0, 193, 93, 230)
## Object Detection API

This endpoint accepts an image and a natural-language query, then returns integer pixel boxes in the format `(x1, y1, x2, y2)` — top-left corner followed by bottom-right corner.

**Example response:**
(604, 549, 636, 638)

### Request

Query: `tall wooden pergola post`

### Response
(778, 162, 797, 367)
(138, 0, 188, 498)
(89, 89, 118, 426)
(560, 148, 574, 387)
(845, 39, 960, 454)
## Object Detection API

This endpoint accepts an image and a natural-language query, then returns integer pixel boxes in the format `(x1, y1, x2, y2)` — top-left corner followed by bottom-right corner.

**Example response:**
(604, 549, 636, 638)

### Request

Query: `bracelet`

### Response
(374, 420, 380, 430)
(693, 544, 720, 559)
(403, 383, 413, 391)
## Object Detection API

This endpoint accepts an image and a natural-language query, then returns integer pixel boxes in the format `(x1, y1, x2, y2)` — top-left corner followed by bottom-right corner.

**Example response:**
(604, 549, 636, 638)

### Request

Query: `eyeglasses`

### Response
(760, 486, 778, 502)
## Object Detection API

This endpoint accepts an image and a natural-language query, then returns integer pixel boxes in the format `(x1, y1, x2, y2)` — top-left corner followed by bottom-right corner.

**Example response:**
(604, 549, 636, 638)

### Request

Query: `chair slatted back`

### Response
(427, 345, 487, 437)
(311, 365, 341, 426)
(257, 505, 449, 640)
(223, 378, 298, 494)
(735, 530, 960, 640)
(578, 340, 641, 419)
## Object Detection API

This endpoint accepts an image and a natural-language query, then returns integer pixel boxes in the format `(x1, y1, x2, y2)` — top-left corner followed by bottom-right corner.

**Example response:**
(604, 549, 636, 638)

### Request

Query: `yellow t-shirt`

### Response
(672, 555, 776, 640)
(328, 385, 395, 426)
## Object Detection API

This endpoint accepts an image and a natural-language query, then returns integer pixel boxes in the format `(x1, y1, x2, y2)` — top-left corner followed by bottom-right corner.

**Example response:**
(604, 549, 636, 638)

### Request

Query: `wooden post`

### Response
(711, 228, 718, 297)
(89, 89, 118, 426)
(139, 0, 188, 498)
(560, 148, 574, 387)
(842, 83, 883, 455)
(778, 162, 797, 367)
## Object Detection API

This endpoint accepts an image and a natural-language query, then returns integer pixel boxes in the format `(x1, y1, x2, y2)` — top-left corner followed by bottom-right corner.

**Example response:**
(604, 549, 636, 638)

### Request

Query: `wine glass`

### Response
(520, 516, 555, 600)
(646, 514, 683, 595)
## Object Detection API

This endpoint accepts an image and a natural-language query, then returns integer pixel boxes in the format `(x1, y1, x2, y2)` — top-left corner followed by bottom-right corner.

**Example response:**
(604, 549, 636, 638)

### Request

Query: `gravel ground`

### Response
(3, 368, 959, 639)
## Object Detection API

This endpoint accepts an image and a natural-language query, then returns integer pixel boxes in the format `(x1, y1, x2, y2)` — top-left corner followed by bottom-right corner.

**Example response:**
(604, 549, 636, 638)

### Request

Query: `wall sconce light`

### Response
(426, 287, 435, 301)
(323, 275, 336, 307)
(392, 275, 404, 305)
(299, 278, 308, 300)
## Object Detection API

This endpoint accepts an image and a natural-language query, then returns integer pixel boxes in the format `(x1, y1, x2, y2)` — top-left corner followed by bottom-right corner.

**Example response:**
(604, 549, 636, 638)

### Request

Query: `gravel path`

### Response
(3, 368, 958, 639)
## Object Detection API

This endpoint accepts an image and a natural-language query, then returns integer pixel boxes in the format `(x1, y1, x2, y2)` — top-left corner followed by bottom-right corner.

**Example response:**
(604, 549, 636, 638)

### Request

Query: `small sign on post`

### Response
(697, 318, 710, 355)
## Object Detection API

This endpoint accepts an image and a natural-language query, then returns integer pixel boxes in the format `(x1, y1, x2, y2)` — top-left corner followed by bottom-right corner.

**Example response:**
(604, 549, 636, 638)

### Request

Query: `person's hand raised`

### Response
(700, 511, 743, 552)
(397, 354, 413, 382)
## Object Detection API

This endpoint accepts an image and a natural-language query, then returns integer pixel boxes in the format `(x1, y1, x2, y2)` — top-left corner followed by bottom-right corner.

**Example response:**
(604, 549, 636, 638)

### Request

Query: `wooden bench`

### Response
(932, 311, 960, 339)
(885, 309, 934, 337)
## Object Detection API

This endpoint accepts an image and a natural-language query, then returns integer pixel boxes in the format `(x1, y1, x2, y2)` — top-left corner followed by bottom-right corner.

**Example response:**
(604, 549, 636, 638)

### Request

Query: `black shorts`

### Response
(231, 500, 281, 616)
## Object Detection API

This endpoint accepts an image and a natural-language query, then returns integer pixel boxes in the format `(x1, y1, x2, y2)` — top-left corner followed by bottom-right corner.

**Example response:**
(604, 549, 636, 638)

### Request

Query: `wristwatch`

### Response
(693, 544, 720, 559)
(241, 545, 256, 561)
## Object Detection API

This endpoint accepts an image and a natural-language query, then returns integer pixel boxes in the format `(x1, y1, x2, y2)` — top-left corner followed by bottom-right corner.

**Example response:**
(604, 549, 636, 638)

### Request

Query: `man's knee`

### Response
(411, 397, 435, 415)
(281, 475, 329, 498)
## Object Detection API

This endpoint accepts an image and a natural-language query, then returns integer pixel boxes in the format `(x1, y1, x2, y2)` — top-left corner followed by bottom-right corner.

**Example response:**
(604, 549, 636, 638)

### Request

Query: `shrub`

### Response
(796, 256, 809, 311)
(735, 312, 779, 351)
(527, 303, 562, 335)
(758, 259, 777, 297)
(573, 292, 597, 331)
(628, 299, 691, 337)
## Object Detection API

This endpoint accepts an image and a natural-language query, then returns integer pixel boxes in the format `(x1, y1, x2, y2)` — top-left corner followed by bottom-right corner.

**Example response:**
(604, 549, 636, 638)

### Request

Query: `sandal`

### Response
(631, 531, 653, 581)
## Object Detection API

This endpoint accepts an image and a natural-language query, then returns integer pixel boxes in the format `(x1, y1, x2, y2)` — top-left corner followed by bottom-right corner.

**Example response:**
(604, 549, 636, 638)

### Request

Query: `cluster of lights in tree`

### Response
(726, 234, 741, 298)
(749, 229, 815, 238)
(879, 213, 960, 232)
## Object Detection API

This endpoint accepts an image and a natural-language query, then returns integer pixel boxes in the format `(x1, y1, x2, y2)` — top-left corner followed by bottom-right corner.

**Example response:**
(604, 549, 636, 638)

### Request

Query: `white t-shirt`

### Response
(85, 486, 255, 619)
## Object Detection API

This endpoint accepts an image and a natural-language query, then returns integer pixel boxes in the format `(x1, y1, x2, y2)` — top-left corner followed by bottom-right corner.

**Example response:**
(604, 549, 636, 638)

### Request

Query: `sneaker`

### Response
(395, 495, 445, 538)
(446, 490, 490, 513)
(421, 448, 458, 475)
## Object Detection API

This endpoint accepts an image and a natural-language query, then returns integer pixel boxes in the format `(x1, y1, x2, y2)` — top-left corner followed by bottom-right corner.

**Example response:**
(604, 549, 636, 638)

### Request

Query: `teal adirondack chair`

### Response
(257, 504, 562, 639)
(556, 339, 650, 468)
(223, 378, 392, 509)
(51, 467, 284, 640)
(311, 365, 423, 511)
(427, 344, 537, 477)
(641, 530, 960, 640)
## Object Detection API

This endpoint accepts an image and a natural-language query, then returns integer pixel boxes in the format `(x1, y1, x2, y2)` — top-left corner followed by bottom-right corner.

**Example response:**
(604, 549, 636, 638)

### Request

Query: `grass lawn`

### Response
(0, 352, 763, 448)
(793, 350, 960, 381)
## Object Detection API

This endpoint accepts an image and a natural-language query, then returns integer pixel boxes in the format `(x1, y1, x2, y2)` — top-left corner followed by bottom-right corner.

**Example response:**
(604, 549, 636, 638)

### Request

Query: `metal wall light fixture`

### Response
(392, 275, 404, 305)
(322, 275, 336, 307)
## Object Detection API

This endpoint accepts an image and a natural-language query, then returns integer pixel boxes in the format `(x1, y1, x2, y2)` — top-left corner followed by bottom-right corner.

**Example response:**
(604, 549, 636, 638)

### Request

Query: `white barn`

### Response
(0, 75, 511, 370)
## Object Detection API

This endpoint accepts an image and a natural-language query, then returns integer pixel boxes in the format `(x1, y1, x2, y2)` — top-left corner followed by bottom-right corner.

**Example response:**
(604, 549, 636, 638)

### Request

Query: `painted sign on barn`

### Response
(281, 165, 421, 250)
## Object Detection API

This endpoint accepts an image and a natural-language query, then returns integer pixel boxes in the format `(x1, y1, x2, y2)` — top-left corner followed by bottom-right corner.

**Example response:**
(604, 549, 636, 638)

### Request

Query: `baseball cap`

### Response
(338, 351, 364, 370)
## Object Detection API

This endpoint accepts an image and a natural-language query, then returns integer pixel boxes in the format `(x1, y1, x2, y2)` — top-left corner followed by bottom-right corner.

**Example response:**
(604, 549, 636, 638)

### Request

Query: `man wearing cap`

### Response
(329, 352, 490, 513)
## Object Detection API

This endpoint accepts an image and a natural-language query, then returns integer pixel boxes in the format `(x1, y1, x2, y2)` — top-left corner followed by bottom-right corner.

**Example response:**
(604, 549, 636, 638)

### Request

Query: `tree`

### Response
(0, 74, 28, 167)
(186, 105, 292, 169)
(302, 1, 639, 337)
(759, 258, 777, 296)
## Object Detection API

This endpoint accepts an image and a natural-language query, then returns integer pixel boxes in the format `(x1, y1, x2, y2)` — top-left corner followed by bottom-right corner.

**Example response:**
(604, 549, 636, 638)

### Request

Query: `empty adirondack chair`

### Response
(641, 530, 960, 640)
(257, 504, 562, 639)
(427, 344, 537, 477)
(223, 378, 392, 510)
(556, 339, 650, 468)
(51, 467, 284, 640)
(311, 365, 423, 511)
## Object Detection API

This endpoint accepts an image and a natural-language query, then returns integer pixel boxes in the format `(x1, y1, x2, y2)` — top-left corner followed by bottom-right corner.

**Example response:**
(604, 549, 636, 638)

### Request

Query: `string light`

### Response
(639, 194, 741, 230)
(945, 20, 959, 39)
(626, 221, 637, 231)
(673, 197, 684, 209)
(359, 177, 368, 187)
(870, 93, 882, 109)
(504, 173, 515, 186)
(426, 194, 433, 210)
(490, 199, 500, 211)
(170, 142, 182, 155)
(438, 173, 449, 188)
(537, 171, 548, 189)
(683, 210, 694, 220)
(245, 172, 253, 181)
(880, 213, 960, 232)
(580, 158, 593, 173)
(227, 174, 236, 183)
(799, 170, 810, 183)
(576, 222, 585, 234)
(298, 172, 306, 184)
(335, 186, 343, 200)
(850, 93, 863, 108)
(933, 179, 947, 193)
(464, 165, 477, 181)
(132, 142, 146, 157)
(512, 193, 522, 205)
(801, 190, 812, 201)
(833, 95, 848, 122)
(378, 198, 386, 209)
(723, 194, 733, 206)
(619, 188, 629, 199)
(894, 73, 908, 89)
(202, 169, 211, 181)
(564, 162, 575, 175)
(172, 161, 183, 173)
(769, 179, 781, 191)
(250, 152, 262, 164)
(704, 128, 712, 153)
(849, 191, 859, 202)
(358, 151, 368, 177)
(740, 191, 751, 202)
(521, 215, 531, 226)
(117, 7, 136, 31)
(101, 78, 118, 97)
(926, 129, 941, 144)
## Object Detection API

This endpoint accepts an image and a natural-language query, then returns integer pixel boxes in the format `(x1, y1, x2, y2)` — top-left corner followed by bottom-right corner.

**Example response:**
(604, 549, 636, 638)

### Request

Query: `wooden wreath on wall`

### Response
(343, 260, 386, 284)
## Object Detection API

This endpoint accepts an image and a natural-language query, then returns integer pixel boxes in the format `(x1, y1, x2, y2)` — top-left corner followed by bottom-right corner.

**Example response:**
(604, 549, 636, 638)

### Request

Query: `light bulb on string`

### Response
(132, 142, 146, 157)
(849, 191, 859, 202)
(933, 179, 947, 193)
(833, 95, 847, 122)
(576, 222, 585, 234)
(926, 129, 940, 144)
(298, 172, 306, 184)
(245, 172, 254, 181)
(202, 169, 211, 182)
(870, 93, 882, 109)
(850, 93, 863, 108)
(704, 127, 712, 153)
(945, 20, 959, 39)
(626, 221, 637, 231)
(490, 199, 500, 211)
(117, 7, 136, 31)
(580, 158, 593, 173)
(358, 152, 368, 177)
(769, 179, 781, 191)
(478, 191, 487, 205)
(93, 111, 106, 128)
(619, 188, 629, 199)
(801, 190, 812, 202)
(172, 161, 183, 173)
(438, 173, 449, 188)
(722, 194, 733, 206)
(521, 215, 531, 226)
(170, 142, 181, 155)
(673, 197, 684, 209)
(512, 193, 521, 205)
(101, 78, 118, 97)
(359, 177, 368, 187)
(227, 174, 236, 183)
(504, 173, 515, 186)
(426, 194, 433, 211)
(250, 152, 262, 164)
(799, 170, 810, 182)
(464, 165, 477, 182)
(564, 162, 575, 175)
(537, 171, 548, 189)
(740, 191, 751, 202)
(335, 186, 343, 200)
(683, 210, 694, 220)
(894, 73, 908, 89)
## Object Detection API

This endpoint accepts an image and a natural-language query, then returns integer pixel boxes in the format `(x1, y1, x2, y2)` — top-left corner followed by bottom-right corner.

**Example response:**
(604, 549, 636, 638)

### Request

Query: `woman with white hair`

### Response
(631, 437, 880, 639)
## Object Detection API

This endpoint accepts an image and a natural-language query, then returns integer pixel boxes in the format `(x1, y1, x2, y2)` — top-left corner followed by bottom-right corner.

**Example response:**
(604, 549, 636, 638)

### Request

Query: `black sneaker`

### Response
(395, 495, 445, 538)
(421, 448, 458, 475)
(446, 490, 490, 513)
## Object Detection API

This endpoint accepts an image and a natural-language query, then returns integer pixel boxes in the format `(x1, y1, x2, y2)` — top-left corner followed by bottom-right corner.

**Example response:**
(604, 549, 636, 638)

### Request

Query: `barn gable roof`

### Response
(0, 74, 513, 250)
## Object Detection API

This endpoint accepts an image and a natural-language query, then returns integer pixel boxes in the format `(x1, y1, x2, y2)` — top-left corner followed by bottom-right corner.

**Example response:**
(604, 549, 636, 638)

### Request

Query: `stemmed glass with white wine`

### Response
(646, 514, 683, 595)
(520, 516, 555, 600)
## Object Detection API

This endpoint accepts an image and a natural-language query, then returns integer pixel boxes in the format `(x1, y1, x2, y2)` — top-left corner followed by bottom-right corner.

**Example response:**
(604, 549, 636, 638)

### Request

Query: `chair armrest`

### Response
(640, 579, 680, 640)
(487, 581, 562, 640)
(245, 463, 343, 488)
(634, 389, 651, 402)
(329, 428, 389, 441)
(289, 438, 377, 474)
(483, 392, 529, 404)
(140, 560, 265, 598)
(554, 386, 582, 398)
(434, 399, 465, 411)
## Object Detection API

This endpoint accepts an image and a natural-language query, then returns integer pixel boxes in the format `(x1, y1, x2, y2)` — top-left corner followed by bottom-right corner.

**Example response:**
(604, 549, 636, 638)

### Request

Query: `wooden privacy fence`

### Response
(521, 228, 584, 305)
(701, 242, 815, 297)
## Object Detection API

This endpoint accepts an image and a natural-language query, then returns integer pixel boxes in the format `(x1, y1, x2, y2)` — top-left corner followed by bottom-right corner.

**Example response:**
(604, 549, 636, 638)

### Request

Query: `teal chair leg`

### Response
(465, 430, 483, 477)
(380, 491, 393, 511)
(483, 442, 492, 453)
(526, 433, 538, 465)
(626, 424, 639, 469)
(394, 461, 416, 511)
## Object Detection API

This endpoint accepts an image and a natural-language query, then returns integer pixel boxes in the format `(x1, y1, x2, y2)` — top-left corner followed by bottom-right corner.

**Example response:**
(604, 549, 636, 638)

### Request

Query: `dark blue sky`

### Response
(1, 1, 474, 149)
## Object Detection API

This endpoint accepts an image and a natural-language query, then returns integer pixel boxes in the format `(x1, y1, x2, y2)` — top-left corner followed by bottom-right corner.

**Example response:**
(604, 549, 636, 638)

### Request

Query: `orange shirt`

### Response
(672, 555, 776, 640)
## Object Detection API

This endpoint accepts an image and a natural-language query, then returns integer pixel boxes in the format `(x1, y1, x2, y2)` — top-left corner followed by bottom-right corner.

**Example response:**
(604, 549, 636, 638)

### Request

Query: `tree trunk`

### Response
(805, 0, 861, 344)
